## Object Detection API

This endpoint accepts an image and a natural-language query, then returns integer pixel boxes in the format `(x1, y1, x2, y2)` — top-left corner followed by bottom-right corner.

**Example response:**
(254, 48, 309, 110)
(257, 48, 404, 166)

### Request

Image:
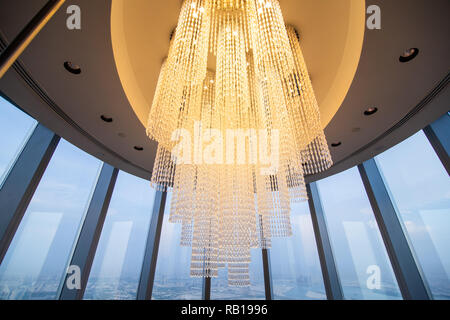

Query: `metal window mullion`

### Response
(0, 123, 60, 264)
(258, 214, 273, 300)
(423, 113, 450, 175)
(202, 276, 211, 300)
(261, 248, 273, 300)
(358, 159, 431, 300)
(306, 182, 344, 300)
(136, 190, 167, 300)
(59, 164, 119, 300)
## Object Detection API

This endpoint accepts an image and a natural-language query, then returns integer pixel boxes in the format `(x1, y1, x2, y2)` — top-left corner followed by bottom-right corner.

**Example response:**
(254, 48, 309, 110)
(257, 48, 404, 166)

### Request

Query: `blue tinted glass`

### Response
(316, 167, 402, 300)
(84, 171, 156, 300)
(271, 201, 326, 300)
(152, 191, 203, 300)
(0, 97, 37, 186)
(0, 139, 102, 299)
(376, 130, 450, 299)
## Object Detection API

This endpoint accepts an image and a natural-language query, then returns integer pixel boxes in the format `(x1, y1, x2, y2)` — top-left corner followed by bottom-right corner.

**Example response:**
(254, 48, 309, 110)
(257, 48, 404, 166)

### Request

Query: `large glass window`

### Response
(152, 192, 203, 300)
(0, 139, 102, 300)
(376, 130, 450, 299)
(84, 171, 157, 300)
(0, 96, 37, 186)
(316, 167, 402, 300)
(270, 201, 326, 300)
(211, 249, 265, 300)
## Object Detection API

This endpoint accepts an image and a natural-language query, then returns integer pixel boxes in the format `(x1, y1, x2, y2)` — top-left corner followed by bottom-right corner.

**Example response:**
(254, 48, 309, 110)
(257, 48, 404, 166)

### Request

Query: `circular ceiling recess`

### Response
(399, 48, 419, 63)
(110, 0, 365, 130)
(63, 61, 81, 75)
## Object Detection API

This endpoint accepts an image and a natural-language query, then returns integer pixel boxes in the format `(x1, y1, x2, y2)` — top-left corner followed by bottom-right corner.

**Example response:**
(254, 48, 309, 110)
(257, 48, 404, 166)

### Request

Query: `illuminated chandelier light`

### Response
(147, 0, 332, 286)
(285, 25, 333, 175)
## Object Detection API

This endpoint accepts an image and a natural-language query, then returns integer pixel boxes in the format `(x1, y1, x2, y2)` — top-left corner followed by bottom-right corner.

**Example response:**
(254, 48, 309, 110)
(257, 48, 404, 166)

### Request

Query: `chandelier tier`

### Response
(147, 0, 332, 286)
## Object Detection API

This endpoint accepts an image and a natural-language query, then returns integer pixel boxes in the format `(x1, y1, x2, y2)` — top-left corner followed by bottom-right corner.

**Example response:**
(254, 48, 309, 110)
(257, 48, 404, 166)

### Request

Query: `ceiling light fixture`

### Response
(63, 61, 81, 74)
(146, 0, 332, 286)
(399, 48, 419, 63)
(364, 107, 378, 116)
(331, 142, 342, 147)
(100, 115, 113, 123)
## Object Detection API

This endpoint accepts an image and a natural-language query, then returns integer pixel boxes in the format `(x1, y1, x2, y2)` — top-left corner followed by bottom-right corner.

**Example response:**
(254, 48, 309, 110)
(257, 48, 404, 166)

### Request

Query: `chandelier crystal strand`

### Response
(215, 11, 251, 131)
(169, 0, 210, 83)
(146, 0, 333, 287)
(218, 165, 255, 286)
(215, 11, 258, 285)
(209, 0, 254, 55)
(285, 25, 333, 175)
(151, 144, 176, 191)
(170, 71, 218, 222)
(190, 71, 222, 278)
(250, 0, 308, 206)
(147, 0, 210, 150)
(251, 0, 295, 81)
(247, 57, 290, 243)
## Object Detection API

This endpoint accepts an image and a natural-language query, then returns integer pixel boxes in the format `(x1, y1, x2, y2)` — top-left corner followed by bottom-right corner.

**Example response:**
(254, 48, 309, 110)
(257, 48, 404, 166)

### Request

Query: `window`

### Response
(376, 130, 450, 299)
(211, 249, 265, 300)
(316, 167, 402, 300)
(0, 139, 102, 300)
(152, 192, 203, 300)
(270, 201, 326, 300)
(0, 96, 37, 187)
(84, 171, 157, 300)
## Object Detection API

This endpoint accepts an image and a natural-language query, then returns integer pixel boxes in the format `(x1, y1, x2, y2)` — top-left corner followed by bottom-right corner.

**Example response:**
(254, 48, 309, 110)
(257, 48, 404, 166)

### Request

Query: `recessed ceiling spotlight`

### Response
(134, 146, 144, 151)
(100, 115, 113, 123)
(364, 107, 378, 116)
(399, 48, 419, 63)
(331, 142, 342, 147)
(63, 61, 81, 74)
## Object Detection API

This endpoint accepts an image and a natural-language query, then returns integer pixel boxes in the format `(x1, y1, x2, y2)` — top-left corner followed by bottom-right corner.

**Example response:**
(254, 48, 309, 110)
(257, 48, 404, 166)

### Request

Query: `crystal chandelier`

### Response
(147, 0, 332, 286)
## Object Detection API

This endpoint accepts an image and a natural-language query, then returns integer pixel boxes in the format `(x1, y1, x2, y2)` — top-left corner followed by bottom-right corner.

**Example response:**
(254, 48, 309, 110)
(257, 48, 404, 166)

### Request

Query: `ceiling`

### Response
(111, 0, 365, 129)
(0, 0, 448, 182)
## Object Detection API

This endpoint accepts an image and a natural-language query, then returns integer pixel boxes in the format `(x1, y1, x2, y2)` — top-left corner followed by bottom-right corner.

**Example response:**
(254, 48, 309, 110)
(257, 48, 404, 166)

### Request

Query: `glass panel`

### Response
(376, 130, 450, 299)
(152, 192, 203, 300)
(0, 96, 37, 186)
(211, 249, 265, 300)
(316, 167, 402, 300)
(0, 139, 102, 300)
(84, 171, 157, 300)
(271, 201, 326, 300)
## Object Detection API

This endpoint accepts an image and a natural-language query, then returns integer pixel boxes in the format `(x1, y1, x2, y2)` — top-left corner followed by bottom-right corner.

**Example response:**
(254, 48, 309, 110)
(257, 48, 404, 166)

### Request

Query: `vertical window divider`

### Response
(261, 247, 273, 300)
(202, 276, 211, 300)
(423, 113, 450, 175)
(59, 164, 119, 300)
(258, 213, 273, 300)
(306, 182, 344, 300)
(136, 189, 167, 300)
(0, 123, 59, 265)
(358, 159, 432, 300)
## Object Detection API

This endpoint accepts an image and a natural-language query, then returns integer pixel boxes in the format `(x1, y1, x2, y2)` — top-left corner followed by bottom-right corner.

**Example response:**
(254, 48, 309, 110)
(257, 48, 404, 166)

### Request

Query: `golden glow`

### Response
(111, 0, 365, 129)
(146, 0, 333, 286)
